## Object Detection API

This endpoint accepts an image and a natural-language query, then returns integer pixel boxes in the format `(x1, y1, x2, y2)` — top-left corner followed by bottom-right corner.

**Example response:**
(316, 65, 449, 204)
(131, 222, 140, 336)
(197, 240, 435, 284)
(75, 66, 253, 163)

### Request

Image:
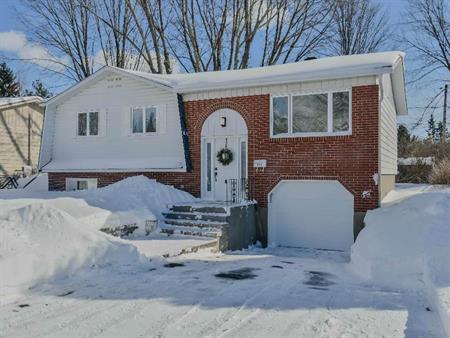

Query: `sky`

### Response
(0, 0, 448, 137)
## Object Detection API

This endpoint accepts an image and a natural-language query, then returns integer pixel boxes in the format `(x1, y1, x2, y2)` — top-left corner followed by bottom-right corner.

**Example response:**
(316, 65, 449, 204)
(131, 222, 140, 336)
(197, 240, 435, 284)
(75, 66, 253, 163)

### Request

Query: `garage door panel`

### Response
(268, 180, 354, 251)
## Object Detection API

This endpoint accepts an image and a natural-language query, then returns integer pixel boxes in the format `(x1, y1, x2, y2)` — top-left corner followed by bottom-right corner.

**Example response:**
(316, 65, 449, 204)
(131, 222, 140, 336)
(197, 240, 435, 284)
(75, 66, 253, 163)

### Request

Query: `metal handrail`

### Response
(224, 178, 254, 204)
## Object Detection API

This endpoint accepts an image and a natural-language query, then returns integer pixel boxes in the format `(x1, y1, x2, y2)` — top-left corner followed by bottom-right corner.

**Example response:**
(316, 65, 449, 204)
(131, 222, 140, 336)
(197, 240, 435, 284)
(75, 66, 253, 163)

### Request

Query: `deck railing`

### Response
(224, 178, 254, 204)
(0, 175, 19, 189)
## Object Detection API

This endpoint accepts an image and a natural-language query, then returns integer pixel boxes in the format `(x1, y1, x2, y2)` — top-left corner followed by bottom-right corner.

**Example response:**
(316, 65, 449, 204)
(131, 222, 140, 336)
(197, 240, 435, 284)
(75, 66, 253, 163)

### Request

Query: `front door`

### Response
(201, 108, 248, 201)
(202, 136, 247, 201)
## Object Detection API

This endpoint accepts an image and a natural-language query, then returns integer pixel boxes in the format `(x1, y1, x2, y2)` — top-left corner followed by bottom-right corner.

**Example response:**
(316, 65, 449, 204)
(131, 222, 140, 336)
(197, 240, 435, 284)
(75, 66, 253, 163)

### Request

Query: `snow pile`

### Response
(351, 187, 450, 288)
(1, 175, 197, 235)
(0, 203, 144, 290)
(17, 173, 49, 191)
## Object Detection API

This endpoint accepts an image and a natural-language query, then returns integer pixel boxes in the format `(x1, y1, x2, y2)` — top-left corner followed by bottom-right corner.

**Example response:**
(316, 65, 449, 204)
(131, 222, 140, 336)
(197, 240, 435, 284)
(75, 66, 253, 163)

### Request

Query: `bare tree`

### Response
(22, 0, 96, 81)
(327, 0, 389, 55)
(168, 0, 332, 72)
(404, 0, 450, 81)
(260, 0, 333, 65)
(92, 0, 142, 70)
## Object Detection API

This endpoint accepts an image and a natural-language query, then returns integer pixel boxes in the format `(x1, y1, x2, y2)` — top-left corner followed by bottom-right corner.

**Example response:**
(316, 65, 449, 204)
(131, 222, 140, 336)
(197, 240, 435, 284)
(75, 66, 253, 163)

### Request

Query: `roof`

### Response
(0, 96, 43, 109)
(46, 51, 407, 114)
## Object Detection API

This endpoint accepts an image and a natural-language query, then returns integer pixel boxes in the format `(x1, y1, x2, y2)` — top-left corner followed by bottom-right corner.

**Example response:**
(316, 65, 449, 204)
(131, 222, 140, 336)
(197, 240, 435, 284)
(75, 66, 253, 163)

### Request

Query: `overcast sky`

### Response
(0, 0, 448, 137)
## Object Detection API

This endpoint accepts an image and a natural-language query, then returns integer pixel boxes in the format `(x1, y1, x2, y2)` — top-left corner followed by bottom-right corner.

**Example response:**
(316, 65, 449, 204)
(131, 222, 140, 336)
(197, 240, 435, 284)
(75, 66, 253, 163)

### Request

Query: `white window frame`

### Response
(77, 111, 99, 137)
(65, 178, 98, 191)
(270, 90, 352, 138)
(130, 105, 158, 135)
(270, 94, 290, 136)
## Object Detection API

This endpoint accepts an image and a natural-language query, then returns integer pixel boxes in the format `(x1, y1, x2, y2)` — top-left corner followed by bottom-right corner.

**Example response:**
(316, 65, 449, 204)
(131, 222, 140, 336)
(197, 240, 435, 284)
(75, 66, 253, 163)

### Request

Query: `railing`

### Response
(225, 178, 254, 204)
(0, 175, 19, 189)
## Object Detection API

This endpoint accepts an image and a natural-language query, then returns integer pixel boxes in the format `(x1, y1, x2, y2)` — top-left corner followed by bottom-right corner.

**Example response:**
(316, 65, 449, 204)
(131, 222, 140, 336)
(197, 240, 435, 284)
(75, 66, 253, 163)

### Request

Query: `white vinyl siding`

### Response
(379, 73, 398, 175)
(46, 72, 185, 172)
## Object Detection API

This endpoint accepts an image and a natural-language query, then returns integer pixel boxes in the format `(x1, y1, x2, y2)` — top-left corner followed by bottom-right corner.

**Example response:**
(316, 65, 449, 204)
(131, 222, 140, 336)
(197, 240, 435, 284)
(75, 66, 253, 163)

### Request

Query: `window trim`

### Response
(270, 90, 352, 138)
(130, 105, 158, 135)
(77, 110, 99, 137)
(65, 178, 98, 191)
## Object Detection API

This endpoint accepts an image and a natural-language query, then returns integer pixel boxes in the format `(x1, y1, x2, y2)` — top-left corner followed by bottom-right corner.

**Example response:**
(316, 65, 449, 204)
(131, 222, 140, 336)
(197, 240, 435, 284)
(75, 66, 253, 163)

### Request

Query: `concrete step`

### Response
(163, 218, 227, 229)
(163, 211, 228, 223)
(169, 204, 228, 214)
(160, 223, 222, 238)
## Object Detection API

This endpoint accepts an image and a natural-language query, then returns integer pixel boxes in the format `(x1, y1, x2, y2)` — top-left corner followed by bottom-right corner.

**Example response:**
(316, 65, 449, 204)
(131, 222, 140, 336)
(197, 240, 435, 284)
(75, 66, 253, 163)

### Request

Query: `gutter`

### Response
(177, 94, 193, 172)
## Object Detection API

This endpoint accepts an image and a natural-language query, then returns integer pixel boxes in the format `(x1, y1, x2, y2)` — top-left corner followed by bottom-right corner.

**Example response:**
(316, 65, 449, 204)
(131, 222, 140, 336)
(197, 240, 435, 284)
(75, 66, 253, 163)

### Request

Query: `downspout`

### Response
(177, 94, 193, 172)
(377, 74, 384, 206)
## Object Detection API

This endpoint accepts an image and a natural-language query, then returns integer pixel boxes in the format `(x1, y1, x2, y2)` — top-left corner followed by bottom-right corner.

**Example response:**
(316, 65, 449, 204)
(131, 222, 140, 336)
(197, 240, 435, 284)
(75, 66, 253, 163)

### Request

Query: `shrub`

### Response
(397, 161, 432, 183)
(429, 159, 450, 185)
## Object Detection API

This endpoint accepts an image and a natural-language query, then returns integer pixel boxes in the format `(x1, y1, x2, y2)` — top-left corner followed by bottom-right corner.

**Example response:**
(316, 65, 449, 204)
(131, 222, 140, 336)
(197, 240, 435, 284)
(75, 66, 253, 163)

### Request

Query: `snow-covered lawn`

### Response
(1, 180, 449, 337)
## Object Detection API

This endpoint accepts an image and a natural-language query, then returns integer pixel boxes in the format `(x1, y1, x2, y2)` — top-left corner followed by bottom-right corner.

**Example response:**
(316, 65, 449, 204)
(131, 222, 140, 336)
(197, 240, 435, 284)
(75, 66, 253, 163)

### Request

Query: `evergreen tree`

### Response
(24, 80, 52, 98)
(398, 124, 412, 157)
(427, 114, 437, 141)
(0, 62, 20, 97)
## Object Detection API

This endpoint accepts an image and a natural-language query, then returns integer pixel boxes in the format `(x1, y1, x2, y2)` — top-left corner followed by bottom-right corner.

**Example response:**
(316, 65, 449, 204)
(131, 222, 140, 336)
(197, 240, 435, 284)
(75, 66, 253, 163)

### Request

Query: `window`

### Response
(272, 96, 288, 135)
(132, 107, 157, 134)
(78, 111, 98, 136)
(271, 91, 351, 137)
(292, 94, 328, 133)
(66, 178, 97, 191)
(333, 92, 350, 132)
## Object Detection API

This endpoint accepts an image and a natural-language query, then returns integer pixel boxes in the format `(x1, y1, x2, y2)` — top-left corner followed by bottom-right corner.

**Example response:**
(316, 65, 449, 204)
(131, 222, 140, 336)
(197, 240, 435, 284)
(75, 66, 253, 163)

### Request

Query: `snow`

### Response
(398, 157, 434, 165)
(351, 184, 450, 337)
(1, 175, 196, 235)
(16, 173, 49, 190)
(0, 203, 145, 300)
(0, 246, 444, 337)
(41, 157, 185, 171)
(1, 182, 448, 337)
(122, 51, 404, 93)
(0, 96, 42, 108)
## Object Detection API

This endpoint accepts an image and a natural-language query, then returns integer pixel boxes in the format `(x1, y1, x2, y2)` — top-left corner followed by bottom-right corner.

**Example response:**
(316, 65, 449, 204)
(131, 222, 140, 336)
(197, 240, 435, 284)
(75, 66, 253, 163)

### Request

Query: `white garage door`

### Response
(268, 180, 354, 251)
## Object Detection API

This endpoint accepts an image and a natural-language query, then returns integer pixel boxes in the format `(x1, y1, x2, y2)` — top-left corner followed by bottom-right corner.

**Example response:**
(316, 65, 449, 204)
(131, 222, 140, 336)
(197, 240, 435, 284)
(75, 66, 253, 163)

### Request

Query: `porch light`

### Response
(220, 116, 227, 127)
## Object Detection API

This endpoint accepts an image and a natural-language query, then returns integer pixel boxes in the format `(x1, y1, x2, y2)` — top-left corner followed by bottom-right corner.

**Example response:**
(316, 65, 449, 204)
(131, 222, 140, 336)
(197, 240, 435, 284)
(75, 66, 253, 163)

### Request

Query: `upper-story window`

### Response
(132, 107, 157, 134)
(271, 90, 350, 137)
(78, 111, 98, 136)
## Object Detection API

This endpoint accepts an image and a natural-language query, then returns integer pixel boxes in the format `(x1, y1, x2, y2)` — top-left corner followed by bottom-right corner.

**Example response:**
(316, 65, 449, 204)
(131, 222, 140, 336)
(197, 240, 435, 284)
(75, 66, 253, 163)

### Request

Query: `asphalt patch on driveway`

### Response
(303, 270, 335, 290)
(215, 267, 258, 280)
(164, 262, 185, 268)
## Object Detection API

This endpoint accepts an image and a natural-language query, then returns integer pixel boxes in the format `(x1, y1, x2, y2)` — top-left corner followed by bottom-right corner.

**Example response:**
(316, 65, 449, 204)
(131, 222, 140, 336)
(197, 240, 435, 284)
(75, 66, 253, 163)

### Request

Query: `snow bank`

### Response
(351, 186, 450, 337)
(1, 175, 197, 235)
(351, 188, 450, 288)
(0, 203, 144, 291)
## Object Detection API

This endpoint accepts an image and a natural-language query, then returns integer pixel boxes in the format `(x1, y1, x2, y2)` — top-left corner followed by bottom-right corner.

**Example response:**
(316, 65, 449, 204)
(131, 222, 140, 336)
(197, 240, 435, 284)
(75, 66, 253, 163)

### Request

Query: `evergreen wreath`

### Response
(217, 148, 233, 165)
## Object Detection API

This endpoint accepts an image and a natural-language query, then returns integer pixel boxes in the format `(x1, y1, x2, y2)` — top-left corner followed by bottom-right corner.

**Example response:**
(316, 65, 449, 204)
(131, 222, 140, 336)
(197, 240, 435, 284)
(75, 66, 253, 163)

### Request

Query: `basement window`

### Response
(66, 178, 98, 191)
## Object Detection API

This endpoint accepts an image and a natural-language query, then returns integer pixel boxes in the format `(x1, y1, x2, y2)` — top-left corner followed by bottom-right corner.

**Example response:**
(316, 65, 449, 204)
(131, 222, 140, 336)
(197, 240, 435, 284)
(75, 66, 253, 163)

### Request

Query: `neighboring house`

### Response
(39, 51, 407, 250)
(0, 96, 44, 175)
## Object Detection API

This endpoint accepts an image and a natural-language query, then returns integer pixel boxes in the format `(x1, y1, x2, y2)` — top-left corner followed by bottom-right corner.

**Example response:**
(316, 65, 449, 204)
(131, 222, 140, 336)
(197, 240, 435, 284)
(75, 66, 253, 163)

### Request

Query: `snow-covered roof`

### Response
(41, 157, 185, 172)
(126, 51, 404, 92)
(0, 96, 43, 109)
(46, 51, 407, 114)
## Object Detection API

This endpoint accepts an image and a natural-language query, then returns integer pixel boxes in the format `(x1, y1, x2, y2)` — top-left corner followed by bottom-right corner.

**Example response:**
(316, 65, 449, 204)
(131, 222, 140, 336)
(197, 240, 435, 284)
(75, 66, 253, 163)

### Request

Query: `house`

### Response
(0, 96, 44, 175)
(39, 51, 407, 251)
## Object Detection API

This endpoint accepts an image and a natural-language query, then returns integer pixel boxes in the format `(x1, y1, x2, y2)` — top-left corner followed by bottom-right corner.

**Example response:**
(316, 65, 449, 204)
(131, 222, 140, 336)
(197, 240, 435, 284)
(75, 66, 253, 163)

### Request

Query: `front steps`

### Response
(160, 203, 229, 239)
(160, 201, 259, 252)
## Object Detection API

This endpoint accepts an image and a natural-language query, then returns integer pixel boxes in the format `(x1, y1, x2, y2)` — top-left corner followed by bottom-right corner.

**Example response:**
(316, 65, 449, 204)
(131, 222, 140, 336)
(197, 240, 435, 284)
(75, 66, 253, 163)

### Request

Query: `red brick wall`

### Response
(48, 85, 379, 212)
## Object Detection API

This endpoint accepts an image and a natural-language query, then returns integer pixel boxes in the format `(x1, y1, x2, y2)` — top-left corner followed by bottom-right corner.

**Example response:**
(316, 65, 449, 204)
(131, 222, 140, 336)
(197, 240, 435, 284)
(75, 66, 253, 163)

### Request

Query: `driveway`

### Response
(0, 243, 444, 338)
